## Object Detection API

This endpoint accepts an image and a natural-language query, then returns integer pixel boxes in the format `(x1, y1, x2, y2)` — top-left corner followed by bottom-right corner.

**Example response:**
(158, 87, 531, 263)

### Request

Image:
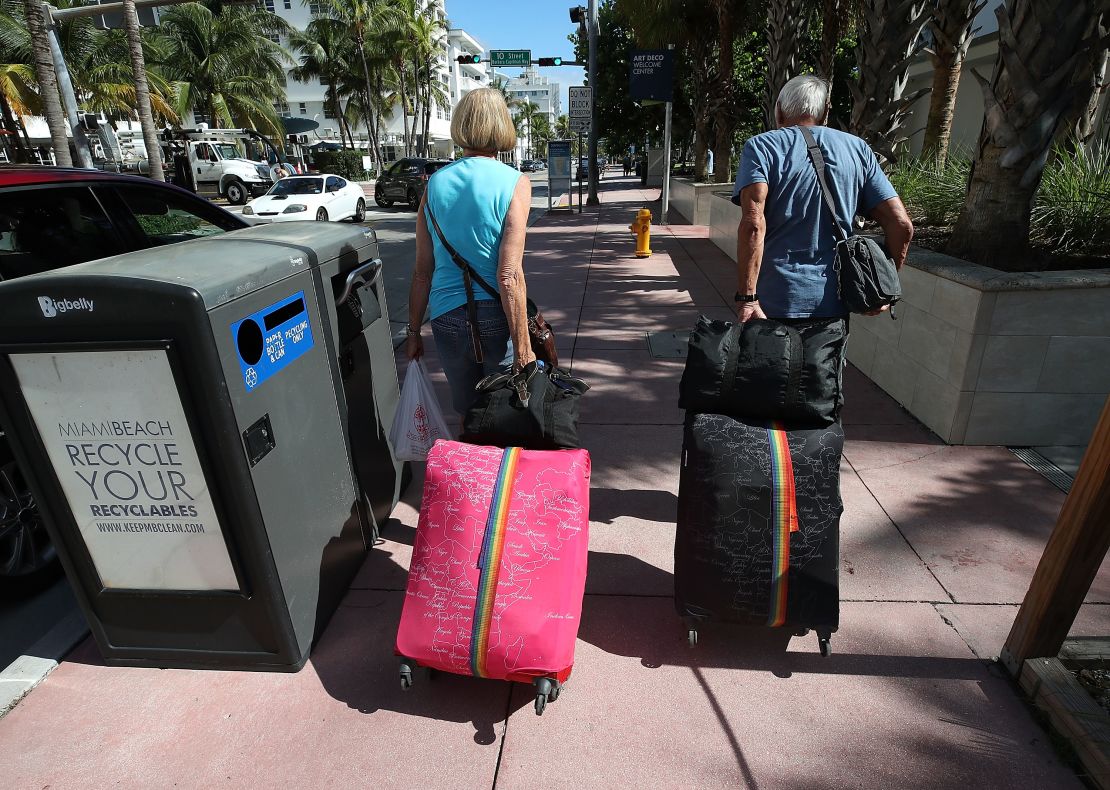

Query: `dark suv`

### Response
(0, 166, 248, 590)
(374, 158, 451, 210)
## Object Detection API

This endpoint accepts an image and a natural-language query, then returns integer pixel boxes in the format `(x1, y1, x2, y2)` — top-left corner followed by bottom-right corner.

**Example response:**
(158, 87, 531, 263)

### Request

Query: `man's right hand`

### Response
(736, 301, 767, 323)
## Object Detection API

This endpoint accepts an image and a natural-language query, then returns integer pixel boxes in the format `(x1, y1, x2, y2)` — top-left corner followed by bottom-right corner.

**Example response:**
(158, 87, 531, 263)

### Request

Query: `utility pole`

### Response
(585, 0, 599, 206)
(42, 2, 94, 168)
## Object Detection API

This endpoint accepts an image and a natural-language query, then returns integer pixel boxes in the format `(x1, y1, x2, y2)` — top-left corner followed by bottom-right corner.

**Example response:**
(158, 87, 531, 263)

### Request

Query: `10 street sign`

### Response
(490, 50, 530, 67)
(568, 86, 592, 118)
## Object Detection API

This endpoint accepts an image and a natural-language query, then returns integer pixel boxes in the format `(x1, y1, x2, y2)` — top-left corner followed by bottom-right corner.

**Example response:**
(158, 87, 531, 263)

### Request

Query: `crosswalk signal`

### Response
(456, 54, 482, 65)
(537, 57, 563, 67)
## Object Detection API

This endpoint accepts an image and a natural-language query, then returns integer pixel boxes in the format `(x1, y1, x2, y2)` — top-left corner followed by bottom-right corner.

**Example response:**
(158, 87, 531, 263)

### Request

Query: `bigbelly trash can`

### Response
(0, 223, 403, 671)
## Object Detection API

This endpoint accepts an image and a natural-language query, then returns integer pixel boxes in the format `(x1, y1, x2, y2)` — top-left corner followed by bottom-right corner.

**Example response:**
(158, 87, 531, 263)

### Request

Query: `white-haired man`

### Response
(732, 75, 913, 326)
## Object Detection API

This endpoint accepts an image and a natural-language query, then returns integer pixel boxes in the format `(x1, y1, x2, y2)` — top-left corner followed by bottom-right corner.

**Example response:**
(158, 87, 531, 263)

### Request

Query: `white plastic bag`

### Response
(389, 359, 452, 461)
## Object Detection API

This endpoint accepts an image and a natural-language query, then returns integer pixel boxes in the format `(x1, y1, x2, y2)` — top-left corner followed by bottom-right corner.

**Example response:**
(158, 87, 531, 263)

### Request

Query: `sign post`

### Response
(569, 85, 592, 213)
(629, 49, 676, 219)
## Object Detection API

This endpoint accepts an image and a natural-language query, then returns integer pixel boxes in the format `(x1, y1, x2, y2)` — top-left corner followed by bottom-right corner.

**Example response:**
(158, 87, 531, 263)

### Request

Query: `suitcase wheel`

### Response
(687, 629, 698, 648)
(399, 658, 416, 691)
(533, 677, 557, 715)
(817, 628, 832, 658)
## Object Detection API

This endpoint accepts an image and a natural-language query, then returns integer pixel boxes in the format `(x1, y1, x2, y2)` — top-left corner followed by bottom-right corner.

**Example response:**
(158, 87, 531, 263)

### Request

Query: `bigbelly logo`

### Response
(37, 297, 94, 317)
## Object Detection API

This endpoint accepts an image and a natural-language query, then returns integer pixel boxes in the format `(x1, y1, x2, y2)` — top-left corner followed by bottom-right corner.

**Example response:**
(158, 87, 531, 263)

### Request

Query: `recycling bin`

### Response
(0, 223, 403, 671)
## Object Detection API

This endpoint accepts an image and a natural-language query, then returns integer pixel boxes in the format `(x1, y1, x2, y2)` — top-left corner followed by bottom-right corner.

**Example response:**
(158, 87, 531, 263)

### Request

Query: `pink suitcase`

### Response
(395, 440, 591, 714)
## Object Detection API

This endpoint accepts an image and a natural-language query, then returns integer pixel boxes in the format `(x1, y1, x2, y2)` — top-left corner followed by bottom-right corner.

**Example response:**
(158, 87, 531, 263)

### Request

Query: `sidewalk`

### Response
(1, 177, 1108, 789)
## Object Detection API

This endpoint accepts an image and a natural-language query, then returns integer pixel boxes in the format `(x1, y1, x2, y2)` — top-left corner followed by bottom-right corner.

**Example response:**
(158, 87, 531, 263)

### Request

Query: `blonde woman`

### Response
(405, 88, 535, 417)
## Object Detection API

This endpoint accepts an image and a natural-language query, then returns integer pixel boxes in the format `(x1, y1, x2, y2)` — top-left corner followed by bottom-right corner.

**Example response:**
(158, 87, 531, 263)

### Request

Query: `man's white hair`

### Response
(776, 75, 830, 121)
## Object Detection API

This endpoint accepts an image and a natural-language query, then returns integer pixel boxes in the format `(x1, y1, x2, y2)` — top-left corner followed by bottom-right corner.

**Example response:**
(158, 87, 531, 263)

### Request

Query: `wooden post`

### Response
(1001, 395, 1110, 676)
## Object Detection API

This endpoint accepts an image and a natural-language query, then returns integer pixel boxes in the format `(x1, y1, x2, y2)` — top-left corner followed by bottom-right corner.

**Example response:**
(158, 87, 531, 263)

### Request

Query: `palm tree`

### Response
(849, 0, 931, 164)
(517, 100, 542, 159)
(123, 0, 162, 179)
(23, 0, 70, 165)
(290, 18, 355, 147)
(817, 0, 848, 80)
(153, 2, 290, 137)
(554, 113, 572, 139)
(406, 7, 446, 156)
(947, 0, 1110, 269)
(921, 0, 986, 164)
(765, 0, 809, 130)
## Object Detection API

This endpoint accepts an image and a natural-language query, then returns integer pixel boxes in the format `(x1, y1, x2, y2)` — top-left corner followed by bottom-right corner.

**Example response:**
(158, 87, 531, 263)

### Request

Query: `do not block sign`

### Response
(629, 50, 674, 102)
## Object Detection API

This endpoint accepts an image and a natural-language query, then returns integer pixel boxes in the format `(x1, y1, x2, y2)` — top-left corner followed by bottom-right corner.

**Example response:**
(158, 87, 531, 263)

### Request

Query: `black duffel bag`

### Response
(461, 361, 589, 450)
(678, 315, 847, 426)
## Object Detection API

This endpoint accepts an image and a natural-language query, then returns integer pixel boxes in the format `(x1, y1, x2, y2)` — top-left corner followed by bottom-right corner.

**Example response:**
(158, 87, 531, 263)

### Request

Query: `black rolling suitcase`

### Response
(675, 413, 844, 655)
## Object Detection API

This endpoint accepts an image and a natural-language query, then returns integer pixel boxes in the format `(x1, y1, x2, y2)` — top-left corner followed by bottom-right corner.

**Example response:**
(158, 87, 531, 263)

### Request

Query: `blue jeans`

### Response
(431, 301, 513, 416)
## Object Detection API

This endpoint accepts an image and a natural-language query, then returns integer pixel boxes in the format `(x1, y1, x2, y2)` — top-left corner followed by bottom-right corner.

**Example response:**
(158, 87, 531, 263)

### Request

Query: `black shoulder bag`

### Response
(425, 206, 559, 367)
(800, 126, 902, 318)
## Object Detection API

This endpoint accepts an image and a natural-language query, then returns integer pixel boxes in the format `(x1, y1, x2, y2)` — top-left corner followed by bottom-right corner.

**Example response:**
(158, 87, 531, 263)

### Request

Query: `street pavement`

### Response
(1, 175, 1104, 788)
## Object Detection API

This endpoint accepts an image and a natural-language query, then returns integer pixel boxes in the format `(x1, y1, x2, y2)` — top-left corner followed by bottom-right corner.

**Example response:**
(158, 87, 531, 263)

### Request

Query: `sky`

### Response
(444, 0, 587, 112)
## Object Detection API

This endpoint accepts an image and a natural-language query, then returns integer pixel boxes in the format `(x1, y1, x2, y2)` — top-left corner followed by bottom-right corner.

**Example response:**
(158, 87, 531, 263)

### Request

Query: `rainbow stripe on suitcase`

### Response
(470, 446, 521, 678)
(767, 424, 798, 627)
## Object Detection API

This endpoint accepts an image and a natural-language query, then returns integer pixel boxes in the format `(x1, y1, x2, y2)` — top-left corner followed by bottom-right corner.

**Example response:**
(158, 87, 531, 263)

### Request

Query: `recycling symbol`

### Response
(245, 367, 258, 389)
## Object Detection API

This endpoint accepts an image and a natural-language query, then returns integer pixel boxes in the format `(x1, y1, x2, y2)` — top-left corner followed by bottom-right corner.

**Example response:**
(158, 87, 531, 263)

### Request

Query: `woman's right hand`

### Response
(512, 346, 536, 373)
(406, 334, 424, 360)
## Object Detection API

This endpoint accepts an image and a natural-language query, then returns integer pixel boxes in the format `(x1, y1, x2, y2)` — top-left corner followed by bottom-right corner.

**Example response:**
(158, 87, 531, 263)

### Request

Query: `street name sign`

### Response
(569, 86, 592, 118)
(491, 49, 531, 67)
(629, 50, 675, 102)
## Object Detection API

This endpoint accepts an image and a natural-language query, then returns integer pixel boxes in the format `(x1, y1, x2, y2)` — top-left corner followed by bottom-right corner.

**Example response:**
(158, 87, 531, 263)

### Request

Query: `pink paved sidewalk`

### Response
(1, 176, 1106, 789)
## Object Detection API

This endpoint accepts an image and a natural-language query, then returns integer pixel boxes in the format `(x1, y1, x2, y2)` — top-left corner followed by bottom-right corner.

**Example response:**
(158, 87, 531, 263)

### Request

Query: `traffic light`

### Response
(537, 57, 563, 67)
(456, 54, 481, 65)
(569, 6, 586, 24)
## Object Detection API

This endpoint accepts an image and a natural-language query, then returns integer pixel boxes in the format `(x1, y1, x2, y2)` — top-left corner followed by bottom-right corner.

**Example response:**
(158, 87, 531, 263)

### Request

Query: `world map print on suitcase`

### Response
(396, 440, 591, 684)
(676, 414, 844, 636)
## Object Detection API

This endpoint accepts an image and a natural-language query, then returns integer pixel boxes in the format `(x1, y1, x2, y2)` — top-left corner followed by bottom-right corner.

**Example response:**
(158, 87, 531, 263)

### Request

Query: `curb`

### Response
(0, 608, 89, 719)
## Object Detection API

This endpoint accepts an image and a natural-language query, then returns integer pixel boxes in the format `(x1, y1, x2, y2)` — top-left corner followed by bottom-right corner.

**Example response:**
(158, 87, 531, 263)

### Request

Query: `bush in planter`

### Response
(1032, 145, 1110, 256)
(313, 150, 370, 181)
(888, 154, 971, 227)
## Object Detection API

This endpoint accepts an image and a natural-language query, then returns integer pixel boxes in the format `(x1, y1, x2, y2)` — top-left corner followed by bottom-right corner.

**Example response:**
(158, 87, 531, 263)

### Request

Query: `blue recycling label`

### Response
(230, 291, 314, 392)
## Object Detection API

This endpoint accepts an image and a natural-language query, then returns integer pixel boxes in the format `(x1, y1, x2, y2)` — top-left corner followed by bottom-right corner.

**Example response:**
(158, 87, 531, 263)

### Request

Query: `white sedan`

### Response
(242, 174, 367, 223)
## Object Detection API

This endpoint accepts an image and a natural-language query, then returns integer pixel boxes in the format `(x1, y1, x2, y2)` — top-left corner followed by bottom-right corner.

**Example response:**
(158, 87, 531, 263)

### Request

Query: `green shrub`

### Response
(888, 153, 970, 227)
(1031, 144, 1110, 256)
(313, 149, 371, 181)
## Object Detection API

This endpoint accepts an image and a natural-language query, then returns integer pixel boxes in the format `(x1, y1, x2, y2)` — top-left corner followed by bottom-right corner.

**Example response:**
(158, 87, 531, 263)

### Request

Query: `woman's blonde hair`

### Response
(450, 88, 517, 153)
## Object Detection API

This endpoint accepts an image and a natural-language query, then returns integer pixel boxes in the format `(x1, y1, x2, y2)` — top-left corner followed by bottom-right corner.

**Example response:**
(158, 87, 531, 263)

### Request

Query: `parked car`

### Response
(0, 166, 249, 590)
(520, 160, 546, 172)
(243, 174, 366, 223)
(374, 158, 451, 210)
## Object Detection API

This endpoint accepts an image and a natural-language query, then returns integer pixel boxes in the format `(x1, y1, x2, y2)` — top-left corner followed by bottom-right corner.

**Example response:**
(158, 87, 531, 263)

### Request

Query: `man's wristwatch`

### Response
(734, 292, 759, 303)
(405, 323, 421, 337)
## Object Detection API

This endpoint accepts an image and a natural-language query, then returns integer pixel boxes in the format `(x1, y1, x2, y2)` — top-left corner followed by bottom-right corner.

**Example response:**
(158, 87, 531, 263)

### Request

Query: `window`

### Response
(308, 0, 325, 14)
(323, 104, 335, 119)
(274, 101, 289, 116)
(299, 102, 307, 115)
(266, 33, 280, 44)
(325, 176, 344, 193)
(113, 185, 242, 246)
(0, 187, 122, 280)
(283, 0, 290, 7)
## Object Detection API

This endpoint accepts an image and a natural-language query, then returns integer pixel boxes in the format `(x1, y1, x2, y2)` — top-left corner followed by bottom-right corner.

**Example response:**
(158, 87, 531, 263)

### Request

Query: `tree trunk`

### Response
(849, 0, 932, 164)
(398, 65, 411, 156)
(765, 0, 809, 130)
(948, 0, 1110, 270)
(712, 2, 735, 184)
(818, 0, 842, 80)
(921, 53, 961, 163)
(921, 1, 986, 164)
(25, 0, 71, 166)
(1054, 45, 1109, 149)
(123, 0, 163, 180)
(0, 95, 30, 163)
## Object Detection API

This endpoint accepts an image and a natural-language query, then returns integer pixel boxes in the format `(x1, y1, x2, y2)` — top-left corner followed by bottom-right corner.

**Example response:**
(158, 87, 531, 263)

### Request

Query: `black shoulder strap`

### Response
(424, 205, 500, 300)
(799, 126, 849, 244)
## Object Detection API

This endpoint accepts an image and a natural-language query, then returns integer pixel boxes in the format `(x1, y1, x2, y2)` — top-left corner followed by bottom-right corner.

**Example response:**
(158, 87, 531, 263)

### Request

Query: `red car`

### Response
(0, 166, 248, 589)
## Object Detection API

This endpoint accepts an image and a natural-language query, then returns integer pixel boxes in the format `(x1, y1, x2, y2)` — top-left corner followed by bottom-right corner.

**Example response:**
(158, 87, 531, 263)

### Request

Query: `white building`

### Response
(497, 66, 561, 162)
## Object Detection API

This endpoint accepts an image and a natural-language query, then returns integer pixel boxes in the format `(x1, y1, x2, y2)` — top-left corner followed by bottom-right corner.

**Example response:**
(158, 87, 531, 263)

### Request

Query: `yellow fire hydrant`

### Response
(630, 208, 652, 258)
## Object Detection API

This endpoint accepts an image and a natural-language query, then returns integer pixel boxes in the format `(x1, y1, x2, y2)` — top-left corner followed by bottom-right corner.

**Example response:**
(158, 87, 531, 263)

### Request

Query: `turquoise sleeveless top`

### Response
(425, 157, 523, 319)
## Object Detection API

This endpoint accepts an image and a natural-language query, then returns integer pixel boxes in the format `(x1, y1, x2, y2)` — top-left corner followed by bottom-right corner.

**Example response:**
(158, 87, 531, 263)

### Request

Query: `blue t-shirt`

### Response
(425, 157, 523, 319)
(732, 126, 897, 318)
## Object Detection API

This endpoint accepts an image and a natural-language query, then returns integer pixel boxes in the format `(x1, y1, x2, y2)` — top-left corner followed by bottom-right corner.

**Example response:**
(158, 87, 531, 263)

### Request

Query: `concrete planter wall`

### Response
(671, 179, 721, 226)
(706, 191, 1110, 446)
